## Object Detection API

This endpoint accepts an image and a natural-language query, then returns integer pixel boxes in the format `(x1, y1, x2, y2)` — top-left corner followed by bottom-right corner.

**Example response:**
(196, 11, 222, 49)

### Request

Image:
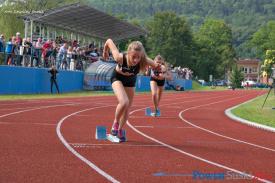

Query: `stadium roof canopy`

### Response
(22, 3, 147, 42)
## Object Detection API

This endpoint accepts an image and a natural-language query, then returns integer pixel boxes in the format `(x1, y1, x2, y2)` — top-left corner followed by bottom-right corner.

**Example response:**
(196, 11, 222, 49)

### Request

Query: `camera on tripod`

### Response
(262, 67, 275, 109)
(272, 67, 275, 87)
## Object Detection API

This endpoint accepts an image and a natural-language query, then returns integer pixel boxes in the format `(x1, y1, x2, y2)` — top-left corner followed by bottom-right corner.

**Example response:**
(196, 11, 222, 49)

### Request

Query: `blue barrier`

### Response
(0, 65, 84, 94)
(136, 76, 192, 91)
(0, 65, 192, 94)
(136, 76, 151, 92)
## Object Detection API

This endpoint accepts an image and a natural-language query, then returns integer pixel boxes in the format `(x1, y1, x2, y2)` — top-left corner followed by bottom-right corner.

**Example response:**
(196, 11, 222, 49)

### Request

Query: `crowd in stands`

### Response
(0, 31, 194, 81)
(170, 65, 193, 80)
(0, 32, 102, 71)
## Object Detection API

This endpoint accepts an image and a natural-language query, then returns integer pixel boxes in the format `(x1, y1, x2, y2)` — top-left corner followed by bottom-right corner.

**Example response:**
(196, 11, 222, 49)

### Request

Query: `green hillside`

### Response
(88, 0, 275, 58)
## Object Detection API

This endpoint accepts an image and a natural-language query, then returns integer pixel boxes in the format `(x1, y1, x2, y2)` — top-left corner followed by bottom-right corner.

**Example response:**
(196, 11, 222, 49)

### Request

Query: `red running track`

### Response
(0, 90, 274, 183)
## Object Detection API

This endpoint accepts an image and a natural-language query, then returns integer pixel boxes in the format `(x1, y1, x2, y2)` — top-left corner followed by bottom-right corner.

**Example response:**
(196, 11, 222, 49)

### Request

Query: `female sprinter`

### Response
(149, 55, 171, 116)
(103, 39, 160, 142)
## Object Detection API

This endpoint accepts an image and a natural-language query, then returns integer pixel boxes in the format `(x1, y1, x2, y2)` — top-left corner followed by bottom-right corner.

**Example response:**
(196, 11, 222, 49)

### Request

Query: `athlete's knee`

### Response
(152, 92, 157, 98)
(119, 98, 129, 108)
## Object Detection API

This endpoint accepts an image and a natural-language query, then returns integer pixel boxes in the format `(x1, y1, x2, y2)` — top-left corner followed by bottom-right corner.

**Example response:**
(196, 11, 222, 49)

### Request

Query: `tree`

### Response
(146, 11, 194, 68)
(250, 21, 275, 59)
(230, 65, 244, 88)
(262, 50, 275, 79)
(194, 18, 235, 80)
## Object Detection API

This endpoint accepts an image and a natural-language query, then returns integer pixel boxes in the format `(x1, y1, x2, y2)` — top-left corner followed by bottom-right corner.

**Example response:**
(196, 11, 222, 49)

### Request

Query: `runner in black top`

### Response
(103, 38, 161, 142)
(149, 55, 171, 116)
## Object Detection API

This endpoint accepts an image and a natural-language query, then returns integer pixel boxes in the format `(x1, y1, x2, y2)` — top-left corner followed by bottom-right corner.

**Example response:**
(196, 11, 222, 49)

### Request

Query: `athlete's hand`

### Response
(102, 49, 109, 61)
(155, 63, 162, 71)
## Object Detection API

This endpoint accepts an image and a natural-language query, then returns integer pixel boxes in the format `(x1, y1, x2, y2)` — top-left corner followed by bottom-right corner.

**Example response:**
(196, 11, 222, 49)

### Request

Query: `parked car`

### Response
(215, 80, 227, 86)
(241, 80, 256, 87)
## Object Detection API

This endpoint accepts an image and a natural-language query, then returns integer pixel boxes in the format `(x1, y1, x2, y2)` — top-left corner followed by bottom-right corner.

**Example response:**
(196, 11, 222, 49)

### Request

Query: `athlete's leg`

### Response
(150, 80, 158, 111)
(119, 86, 135, 129)
(112, 81, 129, 130)
(157, 85, 164, 105)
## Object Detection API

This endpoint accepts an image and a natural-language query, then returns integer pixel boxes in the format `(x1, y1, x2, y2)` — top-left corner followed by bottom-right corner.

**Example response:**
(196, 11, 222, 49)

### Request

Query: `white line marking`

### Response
(127, 93, 272, 183)
(70, 143, 164, 148)
(56, 105, 120, 183)
(134, 126, 154, 128)
(179, 96, 275, 153)
(0, 103, 77, 118)
(130, 116, 178, 119)
(127, 121, 271, 183)
(134, 125, 194, 129)
(0, 122, 55, 126)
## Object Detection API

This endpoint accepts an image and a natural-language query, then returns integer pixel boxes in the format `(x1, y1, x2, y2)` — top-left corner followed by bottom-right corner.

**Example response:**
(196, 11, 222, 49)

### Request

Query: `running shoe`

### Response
(156, 108, 161, 117)
(111, 122, 119, 136)
(118, 129, 126, 142)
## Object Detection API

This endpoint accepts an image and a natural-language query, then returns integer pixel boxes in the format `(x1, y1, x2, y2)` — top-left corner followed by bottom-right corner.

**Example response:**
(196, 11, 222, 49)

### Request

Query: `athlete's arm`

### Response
(146, 57, 161, 70)
(103, 39, 123, 64)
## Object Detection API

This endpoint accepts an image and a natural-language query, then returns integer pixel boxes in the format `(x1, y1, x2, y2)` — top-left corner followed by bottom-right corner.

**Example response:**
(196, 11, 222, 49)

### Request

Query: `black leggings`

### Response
(50, 78, 60, 93)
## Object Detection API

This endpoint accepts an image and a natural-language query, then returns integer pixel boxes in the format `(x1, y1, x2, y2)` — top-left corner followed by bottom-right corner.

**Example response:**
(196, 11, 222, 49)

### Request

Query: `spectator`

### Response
(57, 42, 68, 69)
(34, 38, 43, 67)
(66, 46, 73, 70)
(5, 36, 16, 65)
(0, 34, 5, 52)
(42, 40, 53, 67)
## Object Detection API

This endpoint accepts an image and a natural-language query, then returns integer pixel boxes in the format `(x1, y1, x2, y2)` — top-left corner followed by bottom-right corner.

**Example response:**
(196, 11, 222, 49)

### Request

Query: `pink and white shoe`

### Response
(111, 122, 119, 136)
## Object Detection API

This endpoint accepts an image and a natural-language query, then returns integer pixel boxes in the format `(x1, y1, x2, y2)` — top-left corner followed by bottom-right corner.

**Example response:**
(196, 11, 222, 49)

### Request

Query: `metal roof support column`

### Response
(30, 20, 33, 41)
(42, 26, 45, 40)
(39, 24, 42, 38)
(24, 20, 29, 39)
(47, 27, 49, 40)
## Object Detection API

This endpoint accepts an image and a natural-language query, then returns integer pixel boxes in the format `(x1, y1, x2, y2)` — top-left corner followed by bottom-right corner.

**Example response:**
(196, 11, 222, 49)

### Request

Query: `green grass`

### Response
(192, 81, 228, 91)
(0, 90, 115, 100)
(0, 81, 227, 101)
(231, 94, 275, 128)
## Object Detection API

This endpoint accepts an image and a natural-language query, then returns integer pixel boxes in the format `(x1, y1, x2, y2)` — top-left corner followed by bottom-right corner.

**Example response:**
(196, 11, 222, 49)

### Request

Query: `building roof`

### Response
(22, 3, 147, 42)
(237, 58, 261, 65)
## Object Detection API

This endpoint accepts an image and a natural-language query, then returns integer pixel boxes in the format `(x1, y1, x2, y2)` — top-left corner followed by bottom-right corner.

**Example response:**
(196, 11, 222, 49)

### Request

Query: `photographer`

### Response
(48, 66, 60, 94)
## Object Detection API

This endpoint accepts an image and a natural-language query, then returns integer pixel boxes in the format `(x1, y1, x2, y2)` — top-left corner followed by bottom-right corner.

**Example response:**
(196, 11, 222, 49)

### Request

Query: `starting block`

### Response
(95, 126, 107, 140)
(145, 107, 161, 117)
(95, 126, 126, 143)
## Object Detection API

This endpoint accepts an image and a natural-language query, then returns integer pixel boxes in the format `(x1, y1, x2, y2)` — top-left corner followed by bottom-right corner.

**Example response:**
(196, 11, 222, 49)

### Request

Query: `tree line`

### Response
(88, 0, 275, 58)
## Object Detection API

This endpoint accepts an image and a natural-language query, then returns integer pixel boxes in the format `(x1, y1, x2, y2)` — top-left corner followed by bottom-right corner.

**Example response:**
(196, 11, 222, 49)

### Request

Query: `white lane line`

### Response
(0, 103, 78, 118)
(134, 126, 154, 128)
(56, 105, 120, 183)
(127, 93, 272, 183)
(130, 116, 178, 119)
(127, 122, 271, 183)
(134, 125, 194, 129)
(70, 143, 164, 148)
(179, 96, 275, 153)
(0, 122, 56, 126)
